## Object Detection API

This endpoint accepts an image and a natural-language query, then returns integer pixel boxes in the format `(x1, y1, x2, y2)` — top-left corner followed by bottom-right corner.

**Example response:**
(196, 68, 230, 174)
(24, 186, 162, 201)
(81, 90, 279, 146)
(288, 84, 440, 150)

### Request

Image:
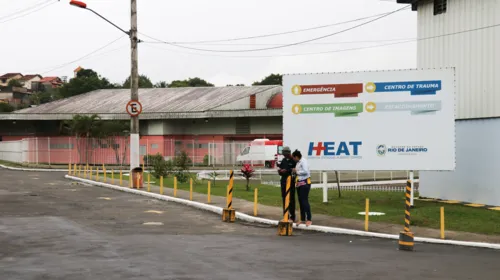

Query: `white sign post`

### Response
(283, 69, 456, 202)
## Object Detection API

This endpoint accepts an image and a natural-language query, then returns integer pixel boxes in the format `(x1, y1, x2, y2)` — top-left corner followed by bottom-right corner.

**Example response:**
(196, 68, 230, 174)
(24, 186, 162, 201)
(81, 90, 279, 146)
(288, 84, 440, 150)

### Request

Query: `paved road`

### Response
(0, 169, 497, 280)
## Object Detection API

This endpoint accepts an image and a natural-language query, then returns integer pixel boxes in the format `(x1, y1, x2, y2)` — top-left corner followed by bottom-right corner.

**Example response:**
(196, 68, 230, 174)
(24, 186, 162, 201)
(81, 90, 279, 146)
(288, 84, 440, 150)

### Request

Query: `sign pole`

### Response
(410, 170, 415, 207)
(322, 172, 328, 203)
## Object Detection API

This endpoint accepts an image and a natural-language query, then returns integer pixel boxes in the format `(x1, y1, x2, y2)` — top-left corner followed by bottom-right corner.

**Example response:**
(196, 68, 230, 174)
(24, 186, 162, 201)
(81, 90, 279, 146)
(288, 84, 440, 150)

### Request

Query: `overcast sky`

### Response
(0, 0, 416, 86)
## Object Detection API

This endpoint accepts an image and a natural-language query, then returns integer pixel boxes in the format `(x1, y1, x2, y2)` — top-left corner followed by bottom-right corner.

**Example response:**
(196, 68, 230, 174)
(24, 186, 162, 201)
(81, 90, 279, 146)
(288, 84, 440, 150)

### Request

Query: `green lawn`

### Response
(102, 173, 500, 236)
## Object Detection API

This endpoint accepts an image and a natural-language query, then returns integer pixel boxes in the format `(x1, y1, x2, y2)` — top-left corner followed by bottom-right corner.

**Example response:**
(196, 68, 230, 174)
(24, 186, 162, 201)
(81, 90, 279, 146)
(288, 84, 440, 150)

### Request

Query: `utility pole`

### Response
(130, 0, 140, 172)
(68, 0, 141, 172)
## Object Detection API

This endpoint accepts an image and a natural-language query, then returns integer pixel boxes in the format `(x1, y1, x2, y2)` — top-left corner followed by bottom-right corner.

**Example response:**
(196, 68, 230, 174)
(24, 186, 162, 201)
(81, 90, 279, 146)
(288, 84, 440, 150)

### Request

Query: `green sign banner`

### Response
(292, 103, 363, 117)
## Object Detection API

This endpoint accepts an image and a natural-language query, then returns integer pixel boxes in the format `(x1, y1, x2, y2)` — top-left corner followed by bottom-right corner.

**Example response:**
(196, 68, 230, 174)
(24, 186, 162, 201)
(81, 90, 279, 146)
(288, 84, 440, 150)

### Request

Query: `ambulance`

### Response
(236, 139, 283, 168)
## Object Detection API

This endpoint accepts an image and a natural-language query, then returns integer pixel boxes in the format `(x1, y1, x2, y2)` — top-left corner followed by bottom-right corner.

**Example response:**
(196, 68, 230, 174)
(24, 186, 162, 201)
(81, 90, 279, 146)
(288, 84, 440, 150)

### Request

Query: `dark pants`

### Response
(297, 184, 312, 221)
(280, 180, 296, 221)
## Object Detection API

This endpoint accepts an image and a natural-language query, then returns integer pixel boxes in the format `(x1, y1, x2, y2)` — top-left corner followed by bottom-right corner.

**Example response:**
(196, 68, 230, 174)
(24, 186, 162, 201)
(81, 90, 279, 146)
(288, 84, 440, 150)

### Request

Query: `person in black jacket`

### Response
(278, 146, 296, 222)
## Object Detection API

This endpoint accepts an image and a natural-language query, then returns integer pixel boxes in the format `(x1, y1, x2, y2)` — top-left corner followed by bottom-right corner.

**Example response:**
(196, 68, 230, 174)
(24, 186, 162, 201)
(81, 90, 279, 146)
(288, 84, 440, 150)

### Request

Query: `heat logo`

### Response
(308, 141, 362, 159)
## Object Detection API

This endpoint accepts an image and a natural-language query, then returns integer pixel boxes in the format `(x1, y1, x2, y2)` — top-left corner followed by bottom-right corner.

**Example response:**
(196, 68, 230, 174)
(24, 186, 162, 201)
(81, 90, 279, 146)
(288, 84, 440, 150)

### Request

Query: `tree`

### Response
(7, 79, 23, 88)
(66, 114, 129, 164)
(58, 69, 115, 99)
(123, 75, 154, 88)
(252, 74, 282, 86)
(169, 77, 214, 88)
(0, 102, 15, 112)
(30, 92, 53, 105)
(154, 81, 168, 88)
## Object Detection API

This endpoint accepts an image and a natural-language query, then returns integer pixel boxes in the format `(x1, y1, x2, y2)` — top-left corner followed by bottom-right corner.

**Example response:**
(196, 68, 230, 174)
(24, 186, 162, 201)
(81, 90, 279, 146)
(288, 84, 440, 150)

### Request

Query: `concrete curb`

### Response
(0, 164, 66, 172)
(64, 175, 500, 250)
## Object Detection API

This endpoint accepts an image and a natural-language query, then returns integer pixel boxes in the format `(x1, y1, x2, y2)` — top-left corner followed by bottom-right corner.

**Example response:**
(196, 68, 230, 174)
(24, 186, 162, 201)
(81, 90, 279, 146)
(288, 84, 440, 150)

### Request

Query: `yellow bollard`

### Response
(111, 170, 115, 184)
(278, 176, 292, 236)
(68, 163, 71, 175)
(174, 176, 178, 197)
(73, 164, 77, 176)
(189, 178, 193, 201)
(90, 166, 93, 180)
(254, 188, 258, 217)
(129, 173, 133, 188)
(207, 181, 211, 203)
(79, 165, 82, 177)
(440, 207, 445, 239)
(120, 170, 123, 186)
(398, 180, 415, 251)
(365, 198, 370, 232)
(103, 167, 107, 183)
(83, 165, 87, 178)
(86, 164, 89, 178)
(147, 172, 151, 192)
(96, 169, 100, 182)
(222, 170, 236, 222)
(160, 176, 164, 195)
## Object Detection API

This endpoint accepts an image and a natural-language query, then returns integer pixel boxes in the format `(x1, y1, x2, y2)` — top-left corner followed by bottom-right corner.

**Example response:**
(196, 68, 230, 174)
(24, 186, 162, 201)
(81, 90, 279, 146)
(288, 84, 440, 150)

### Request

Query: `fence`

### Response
(0, 137, 418, 182)
(0, 137, 253, 167)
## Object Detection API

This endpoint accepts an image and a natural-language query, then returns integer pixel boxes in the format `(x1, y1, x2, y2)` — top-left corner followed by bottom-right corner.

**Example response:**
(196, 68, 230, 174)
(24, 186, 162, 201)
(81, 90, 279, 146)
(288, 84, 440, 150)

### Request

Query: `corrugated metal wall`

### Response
(417, 0, 500, 119)
(420, 118, 500, 206)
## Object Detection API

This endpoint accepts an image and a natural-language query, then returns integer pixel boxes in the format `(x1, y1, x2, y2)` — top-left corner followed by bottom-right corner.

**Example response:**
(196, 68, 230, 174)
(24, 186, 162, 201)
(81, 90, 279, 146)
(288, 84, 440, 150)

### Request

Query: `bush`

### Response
(144, 153, 163, 166)
(174, 170, 190, 183)
(174, 151, 191, 170)
(146, 153, 173, 178)
(203, 154, 212, 165)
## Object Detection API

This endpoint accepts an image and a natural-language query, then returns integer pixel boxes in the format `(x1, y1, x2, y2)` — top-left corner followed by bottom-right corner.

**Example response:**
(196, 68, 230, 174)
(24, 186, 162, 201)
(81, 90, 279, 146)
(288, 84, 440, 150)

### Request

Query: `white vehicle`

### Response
(236, 139, 283, 168)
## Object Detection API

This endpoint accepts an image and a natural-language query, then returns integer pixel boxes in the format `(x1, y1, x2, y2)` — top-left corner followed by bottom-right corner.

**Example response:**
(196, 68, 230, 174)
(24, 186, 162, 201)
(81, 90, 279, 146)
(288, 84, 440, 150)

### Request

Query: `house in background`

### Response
(0, 87, 31, 105)
(33, 77, 63, 91)
(0, 73, 23, 87)
(19, 74, 42, 90)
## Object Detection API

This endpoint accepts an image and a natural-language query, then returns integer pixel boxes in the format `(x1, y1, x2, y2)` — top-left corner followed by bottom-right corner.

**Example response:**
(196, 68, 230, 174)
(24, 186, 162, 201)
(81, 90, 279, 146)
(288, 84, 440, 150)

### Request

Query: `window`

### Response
(151, 143, 159, 149)
(277, 146, 283, 155)
(241, 147, 250, 155)
(50, 143, 74, 149)
(434, 0, 447, 15)
(140, 145, 147, 155)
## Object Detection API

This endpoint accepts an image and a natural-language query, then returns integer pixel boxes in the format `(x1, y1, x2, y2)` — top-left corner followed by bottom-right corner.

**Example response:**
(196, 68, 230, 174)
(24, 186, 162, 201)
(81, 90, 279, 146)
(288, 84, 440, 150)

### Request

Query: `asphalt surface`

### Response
(0, 169, 497, 280)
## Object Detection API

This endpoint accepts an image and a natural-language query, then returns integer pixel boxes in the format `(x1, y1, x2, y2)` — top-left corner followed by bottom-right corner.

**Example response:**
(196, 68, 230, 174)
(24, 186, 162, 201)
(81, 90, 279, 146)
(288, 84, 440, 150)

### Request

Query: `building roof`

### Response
(0, 73, 23, 79)
(19, 74, 42, 82)
(39, 76, 61, 83)
(2, 85, 283, 120)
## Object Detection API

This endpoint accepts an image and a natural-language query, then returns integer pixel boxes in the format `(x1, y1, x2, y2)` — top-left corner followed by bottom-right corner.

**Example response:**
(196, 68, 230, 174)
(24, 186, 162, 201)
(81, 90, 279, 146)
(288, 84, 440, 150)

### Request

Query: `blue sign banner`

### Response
(369, 81, 442, 95)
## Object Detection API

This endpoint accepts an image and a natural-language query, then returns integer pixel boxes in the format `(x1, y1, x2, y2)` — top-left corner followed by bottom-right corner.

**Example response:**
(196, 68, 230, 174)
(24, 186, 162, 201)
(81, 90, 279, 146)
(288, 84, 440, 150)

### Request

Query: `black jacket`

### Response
(278, 157, 296, 182)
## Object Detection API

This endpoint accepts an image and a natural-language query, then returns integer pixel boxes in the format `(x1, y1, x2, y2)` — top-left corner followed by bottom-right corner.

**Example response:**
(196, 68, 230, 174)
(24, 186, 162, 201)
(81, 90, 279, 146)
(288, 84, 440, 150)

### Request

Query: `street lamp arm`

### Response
(86, 8, 130, 36)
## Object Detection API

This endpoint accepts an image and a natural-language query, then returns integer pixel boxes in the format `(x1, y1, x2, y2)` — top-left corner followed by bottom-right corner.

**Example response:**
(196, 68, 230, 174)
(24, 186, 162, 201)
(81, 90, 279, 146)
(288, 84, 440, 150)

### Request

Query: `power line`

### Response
(0, 0, 52, 21)
(140, 5, 410, 53)
(36, 36, 126, 75)
(142, 21, 500, 58)
(157, 38, 415, 46)
(0, 0, 58, 24)
(151, 8, 410, 45)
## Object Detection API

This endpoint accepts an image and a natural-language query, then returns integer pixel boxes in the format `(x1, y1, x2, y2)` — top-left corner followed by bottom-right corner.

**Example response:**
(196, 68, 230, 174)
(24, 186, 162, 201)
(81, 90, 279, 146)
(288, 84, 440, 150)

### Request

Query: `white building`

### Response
(398, 0, 500, 205)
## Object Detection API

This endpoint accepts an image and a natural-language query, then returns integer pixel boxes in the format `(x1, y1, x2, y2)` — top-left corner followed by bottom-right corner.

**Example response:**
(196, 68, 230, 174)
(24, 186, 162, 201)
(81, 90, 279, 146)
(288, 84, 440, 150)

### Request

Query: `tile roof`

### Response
(0, 73, 22, 79)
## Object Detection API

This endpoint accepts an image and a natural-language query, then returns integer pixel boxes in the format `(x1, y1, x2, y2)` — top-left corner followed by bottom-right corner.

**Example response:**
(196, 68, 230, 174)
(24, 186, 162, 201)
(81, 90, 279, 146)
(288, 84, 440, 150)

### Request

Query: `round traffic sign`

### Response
(126, 100, 143, 117)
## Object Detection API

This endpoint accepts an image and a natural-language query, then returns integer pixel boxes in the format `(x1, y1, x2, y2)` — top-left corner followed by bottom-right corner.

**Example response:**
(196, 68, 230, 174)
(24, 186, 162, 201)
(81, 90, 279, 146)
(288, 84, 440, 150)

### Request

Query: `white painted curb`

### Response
(0, 164, 66, 172)
(64, 175, 500, 250)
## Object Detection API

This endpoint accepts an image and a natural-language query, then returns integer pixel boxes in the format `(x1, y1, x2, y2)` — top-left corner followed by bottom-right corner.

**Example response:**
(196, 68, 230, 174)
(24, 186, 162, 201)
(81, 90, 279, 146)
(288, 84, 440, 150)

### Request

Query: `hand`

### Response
(292, 168, 296, 173)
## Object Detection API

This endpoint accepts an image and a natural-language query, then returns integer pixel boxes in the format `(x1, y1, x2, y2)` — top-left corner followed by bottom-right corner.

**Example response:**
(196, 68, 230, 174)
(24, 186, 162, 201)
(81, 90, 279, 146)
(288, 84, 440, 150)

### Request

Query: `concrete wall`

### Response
(420, 118, 500, 206)
(417, 0, 500, 119)
(0, 140, 23, 163)
(143, 117, 282, 136)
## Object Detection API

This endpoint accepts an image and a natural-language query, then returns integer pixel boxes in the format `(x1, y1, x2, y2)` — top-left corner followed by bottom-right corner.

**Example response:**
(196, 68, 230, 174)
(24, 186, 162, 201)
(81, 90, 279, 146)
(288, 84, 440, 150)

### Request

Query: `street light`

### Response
(69, 0, 140, 173)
